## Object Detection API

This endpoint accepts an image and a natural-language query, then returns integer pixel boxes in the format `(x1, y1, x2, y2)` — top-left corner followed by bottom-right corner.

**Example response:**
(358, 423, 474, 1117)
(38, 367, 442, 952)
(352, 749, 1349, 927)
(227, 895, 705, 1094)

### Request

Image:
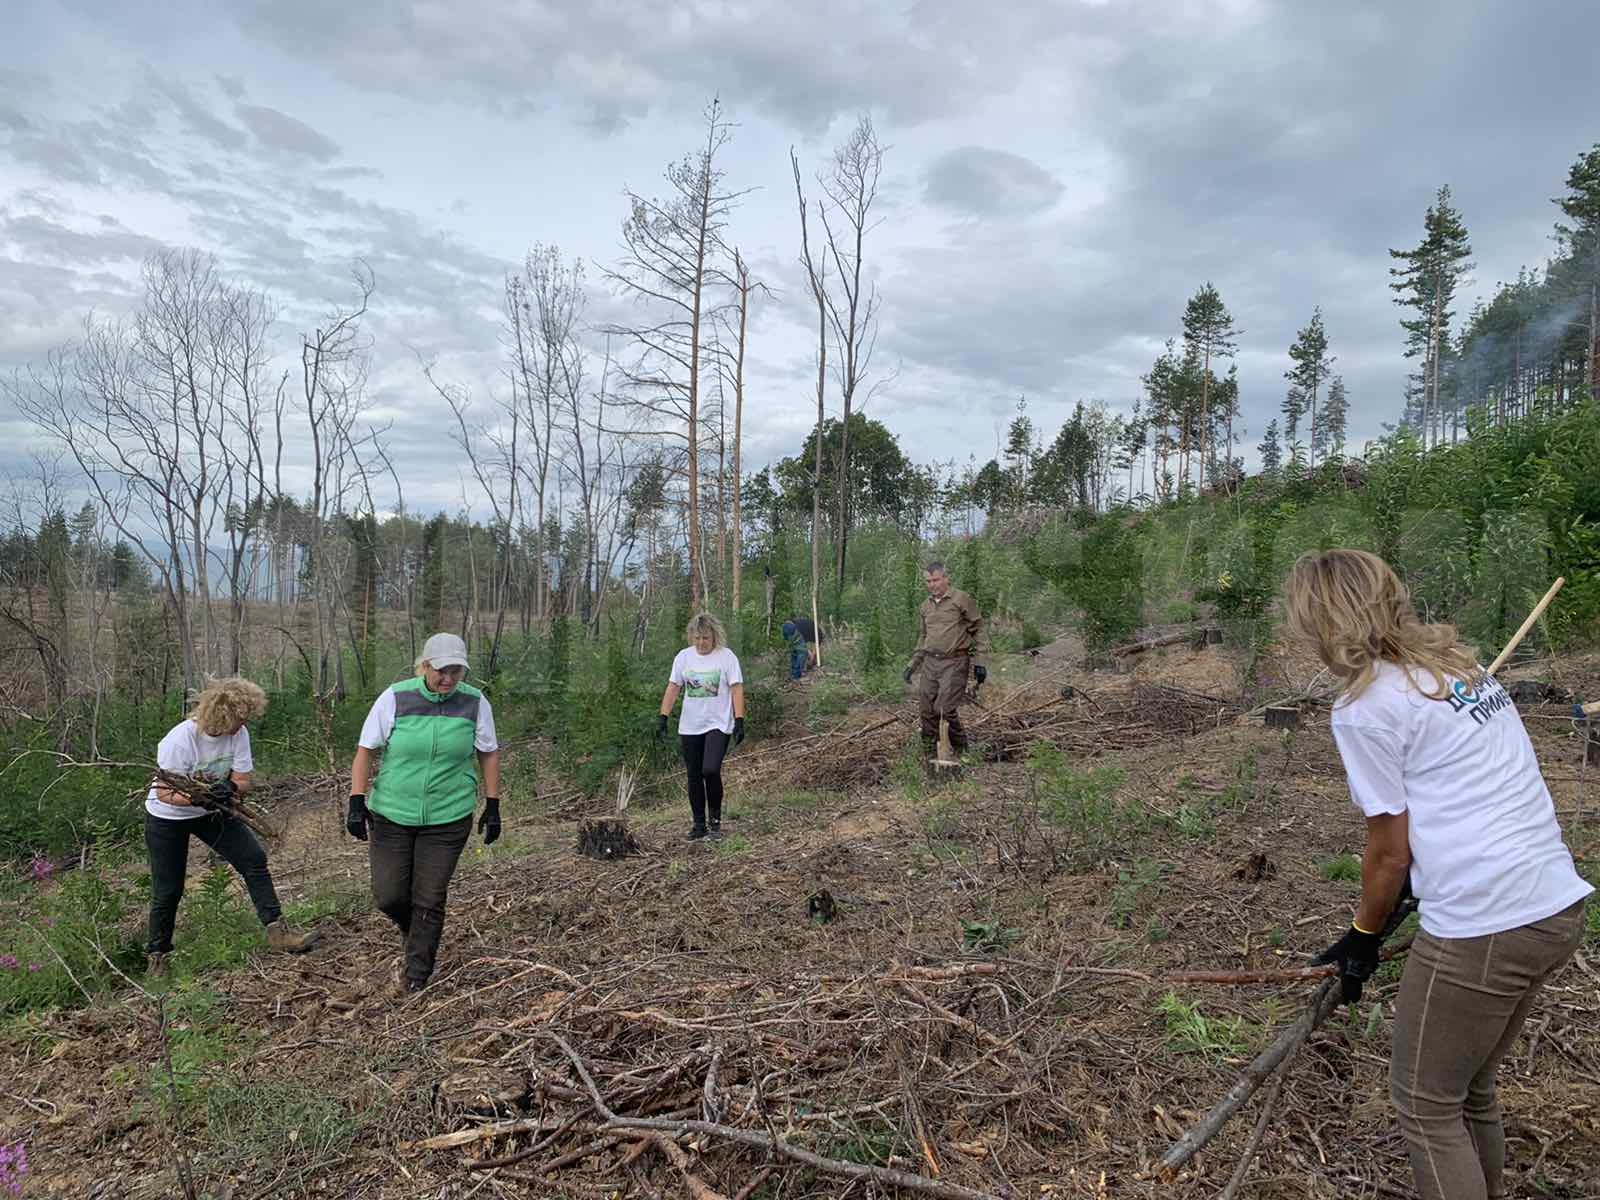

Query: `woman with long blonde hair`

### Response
(144, 678, 315, 975)
(656, 613, 745, 841)
(1286, 549, 1590, 1200)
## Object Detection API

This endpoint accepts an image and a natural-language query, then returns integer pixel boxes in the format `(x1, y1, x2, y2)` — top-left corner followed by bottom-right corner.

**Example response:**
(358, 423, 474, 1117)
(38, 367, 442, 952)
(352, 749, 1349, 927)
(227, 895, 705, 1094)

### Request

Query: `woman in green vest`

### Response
(345, 633, 502, 995)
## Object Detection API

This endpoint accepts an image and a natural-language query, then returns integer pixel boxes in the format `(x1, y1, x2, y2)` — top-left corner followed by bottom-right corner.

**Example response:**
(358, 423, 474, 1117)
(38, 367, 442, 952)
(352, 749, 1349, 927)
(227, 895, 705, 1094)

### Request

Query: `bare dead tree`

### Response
(791, 148, 828, 668)
(299, 264, 375, 699)
(816, 115, 886, 596)
(717, 250, 768, 618)
(603, 98, 748, 610)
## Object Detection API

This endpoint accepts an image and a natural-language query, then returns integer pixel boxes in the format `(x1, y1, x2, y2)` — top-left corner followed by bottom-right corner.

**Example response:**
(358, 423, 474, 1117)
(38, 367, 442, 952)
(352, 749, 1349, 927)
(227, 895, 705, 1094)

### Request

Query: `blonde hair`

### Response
(685, 611, 727, 651)
(1284, 549, 1480, 701)
(190, 677, 268, 736)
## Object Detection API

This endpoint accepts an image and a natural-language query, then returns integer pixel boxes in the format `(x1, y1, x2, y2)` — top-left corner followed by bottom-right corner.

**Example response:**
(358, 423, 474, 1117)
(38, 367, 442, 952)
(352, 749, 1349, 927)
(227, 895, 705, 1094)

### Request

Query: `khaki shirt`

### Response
(912, 587, 983, 667)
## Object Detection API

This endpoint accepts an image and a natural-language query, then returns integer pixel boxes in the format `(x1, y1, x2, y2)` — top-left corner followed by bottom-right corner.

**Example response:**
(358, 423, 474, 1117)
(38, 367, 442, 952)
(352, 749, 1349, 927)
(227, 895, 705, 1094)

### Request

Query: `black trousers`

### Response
(679, 731, 729, 829)
(368, 811, 472, 987)
(145, 811, 282, 954)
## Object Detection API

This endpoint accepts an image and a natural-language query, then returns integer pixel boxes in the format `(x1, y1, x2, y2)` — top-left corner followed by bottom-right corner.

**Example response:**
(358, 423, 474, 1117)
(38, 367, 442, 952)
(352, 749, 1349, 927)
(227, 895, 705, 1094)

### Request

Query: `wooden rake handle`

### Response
(1486, 576, 1564, 676)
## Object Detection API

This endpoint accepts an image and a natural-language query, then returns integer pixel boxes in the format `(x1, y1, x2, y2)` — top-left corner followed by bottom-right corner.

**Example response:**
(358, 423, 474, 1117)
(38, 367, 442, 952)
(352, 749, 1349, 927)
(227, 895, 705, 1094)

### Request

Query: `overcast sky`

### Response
(2, 0, 1596, 519)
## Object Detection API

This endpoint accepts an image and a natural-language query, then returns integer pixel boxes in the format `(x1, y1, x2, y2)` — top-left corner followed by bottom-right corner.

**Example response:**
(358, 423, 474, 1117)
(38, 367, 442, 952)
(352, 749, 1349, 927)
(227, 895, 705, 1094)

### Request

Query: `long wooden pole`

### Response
(1486, 576, 1564, 676)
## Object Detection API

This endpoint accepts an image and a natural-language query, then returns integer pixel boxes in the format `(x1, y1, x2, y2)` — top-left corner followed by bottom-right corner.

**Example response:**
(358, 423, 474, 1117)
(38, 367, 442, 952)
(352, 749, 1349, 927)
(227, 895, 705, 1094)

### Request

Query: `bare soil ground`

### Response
(4, 637, 1598, 1200)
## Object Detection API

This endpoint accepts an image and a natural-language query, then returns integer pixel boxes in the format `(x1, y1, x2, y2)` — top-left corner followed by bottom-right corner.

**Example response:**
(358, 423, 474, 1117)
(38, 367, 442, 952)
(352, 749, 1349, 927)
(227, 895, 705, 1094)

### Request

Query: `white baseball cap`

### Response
(421, 632, 470, 672)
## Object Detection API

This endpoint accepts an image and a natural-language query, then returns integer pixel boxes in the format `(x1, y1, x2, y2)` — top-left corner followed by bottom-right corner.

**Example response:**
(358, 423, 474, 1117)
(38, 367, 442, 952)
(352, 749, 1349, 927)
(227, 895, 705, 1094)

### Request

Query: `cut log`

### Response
(1112, 629, 1201, 657)
(576, 819, 641, 860)
(1264, 706, 1300, 731)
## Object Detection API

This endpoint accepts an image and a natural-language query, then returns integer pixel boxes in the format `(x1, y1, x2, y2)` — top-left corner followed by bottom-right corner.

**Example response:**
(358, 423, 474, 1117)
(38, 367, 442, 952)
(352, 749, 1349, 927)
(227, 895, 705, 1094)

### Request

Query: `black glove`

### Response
(1311, 924, 1383, 1004)
(346, 793, 369, 842)
(903, 665, 915, 685)
(206, 777, 237, 804)
(655, 714, 669, 742)
(733, 717, 746, 746)
(478, 797, 501, 845)
(973, 665, 987, 686)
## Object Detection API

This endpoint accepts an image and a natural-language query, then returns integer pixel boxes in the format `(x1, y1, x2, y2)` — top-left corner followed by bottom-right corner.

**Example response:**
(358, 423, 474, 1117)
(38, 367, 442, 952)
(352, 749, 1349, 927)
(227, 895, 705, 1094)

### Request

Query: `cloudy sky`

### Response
(2, 0, 1596, 518)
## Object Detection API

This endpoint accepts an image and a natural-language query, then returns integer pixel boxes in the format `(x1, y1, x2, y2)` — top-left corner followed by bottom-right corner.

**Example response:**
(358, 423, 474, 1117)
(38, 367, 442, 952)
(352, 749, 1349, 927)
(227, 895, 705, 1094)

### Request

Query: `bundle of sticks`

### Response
(147, 768, 279, 840)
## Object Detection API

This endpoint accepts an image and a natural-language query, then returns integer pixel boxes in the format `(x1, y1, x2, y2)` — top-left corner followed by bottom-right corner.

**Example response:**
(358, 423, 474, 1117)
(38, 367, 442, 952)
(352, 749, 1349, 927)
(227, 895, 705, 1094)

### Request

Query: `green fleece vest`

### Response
(369, 677, 484, 827)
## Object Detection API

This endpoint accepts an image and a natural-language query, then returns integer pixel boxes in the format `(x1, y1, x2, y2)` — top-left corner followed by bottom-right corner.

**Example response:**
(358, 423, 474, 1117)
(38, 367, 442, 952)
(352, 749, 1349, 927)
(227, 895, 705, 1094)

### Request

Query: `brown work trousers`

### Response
(918, 654, 969, 750)
(1390, 898, 1587, 1200)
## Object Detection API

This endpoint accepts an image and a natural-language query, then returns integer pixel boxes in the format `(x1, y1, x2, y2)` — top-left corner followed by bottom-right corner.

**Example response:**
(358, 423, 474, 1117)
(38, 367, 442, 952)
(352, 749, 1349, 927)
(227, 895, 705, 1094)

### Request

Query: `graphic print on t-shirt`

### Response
(1439, 674, 1514, 727)
(683, 669, 722, 699)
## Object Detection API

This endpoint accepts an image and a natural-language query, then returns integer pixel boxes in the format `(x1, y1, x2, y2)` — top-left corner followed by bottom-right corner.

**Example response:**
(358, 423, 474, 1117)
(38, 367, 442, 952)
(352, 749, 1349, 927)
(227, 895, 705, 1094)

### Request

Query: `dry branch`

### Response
(1153, 979, 1340, 1178)
(544, 1030, 1005, 1200)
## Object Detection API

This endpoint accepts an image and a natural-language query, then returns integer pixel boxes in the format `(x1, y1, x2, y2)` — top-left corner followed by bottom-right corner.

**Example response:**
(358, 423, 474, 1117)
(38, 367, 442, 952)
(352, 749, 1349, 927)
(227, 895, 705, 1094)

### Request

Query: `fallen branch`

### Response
(1153, 979, 1340, 1178)
(1112, 628, 1214, 658)
(635, 1133, 730, 1200)
(545, 1030, 1004, 1200)
(1217, 1072, 1285, 1200)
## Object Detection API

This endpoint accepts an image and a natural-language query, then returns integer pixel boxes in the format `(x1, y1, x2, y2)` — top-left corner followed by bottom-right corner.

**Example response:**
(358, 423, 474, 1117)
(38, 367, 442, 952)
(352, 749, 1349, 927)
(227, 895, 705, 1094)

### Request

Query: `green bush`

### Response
(0, 869, 144, 1014)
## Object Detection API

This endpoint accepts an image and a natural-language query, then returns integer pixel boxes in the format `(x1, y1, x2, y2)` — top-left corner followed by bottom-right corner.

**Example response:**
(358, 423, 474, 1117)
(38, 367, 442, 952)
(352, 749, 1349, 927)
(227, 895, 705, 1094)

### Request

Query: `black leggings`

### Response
(145, 811, 282, 953)
(680, 731, 729, 828)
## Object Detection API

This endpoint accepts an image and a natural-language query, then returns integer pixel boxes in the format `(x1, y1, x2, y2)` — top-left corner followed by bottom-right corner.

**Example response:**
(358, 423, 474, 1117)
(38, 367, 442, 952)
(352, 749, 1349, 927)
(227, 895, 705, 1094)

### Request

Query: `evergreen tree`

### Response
(1552, 144, 1600, 393)
(1181, 282, 1239, 485)
(1209, 365, 1241, 485)
(419, 514, 448, 633)
(1321, 375, 1350, 460)
(1258, 418, 1282, 478)
(1285, 308, 1334, 468)
(1390, 185, 1473, 447)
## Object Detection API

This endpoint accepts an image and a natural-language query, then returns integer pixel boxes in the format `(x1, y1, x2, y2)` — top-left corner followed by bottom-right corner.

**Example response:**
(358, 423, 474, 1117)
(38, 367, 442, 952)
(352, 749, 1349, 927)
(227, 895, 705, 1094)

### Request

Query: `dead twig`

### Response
(544, 1030, 1004, 1200)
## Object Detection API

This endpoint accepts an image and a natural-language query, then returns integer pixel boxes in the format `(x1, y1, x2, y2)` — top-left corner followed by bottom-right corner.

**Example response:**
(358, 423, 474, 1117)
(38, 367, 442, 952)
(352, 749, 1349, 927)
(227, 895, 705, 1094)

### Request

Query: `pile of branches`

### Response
(403, 957, 1105, 1199)
(1132, 684, 1243, 736)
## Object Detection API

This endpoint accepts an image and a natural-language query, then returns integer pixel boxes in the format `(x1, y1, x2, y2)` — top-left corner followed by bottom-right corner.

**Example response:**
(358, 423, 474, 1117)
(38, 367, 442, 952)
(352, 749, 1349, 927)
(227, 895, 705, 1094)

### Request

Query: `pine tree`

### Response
(1181, 283, 1239, 488)
(1321, 375, 1349, 460)
(1258, 418, 1282, 478)
(1210, 365, 1241, 485)
(1553, 144, 1600, 391)
(1285, 308, 1334, 469)
(1390, 185, 1473, 447)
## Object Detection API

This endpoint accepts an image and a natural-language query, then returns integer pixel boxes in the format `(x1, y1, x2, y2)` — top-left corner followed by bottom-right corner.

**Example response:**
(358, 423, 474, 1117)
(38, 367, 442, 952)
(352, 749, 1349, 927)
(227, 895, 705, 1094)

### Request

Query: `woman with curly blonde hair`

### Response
(1286, 549, 1590, 1200)
(144, 677, 314, 975)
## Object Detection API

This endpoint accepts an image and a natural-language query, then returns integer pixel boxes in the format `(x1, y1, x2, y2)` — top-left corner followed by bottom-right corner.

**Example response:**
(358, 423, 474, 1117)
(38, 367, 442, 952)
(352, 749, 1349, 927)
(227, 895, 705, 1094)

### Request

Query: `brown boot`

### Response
(265, 920, 317, 953)
(146, 951, 170, 979)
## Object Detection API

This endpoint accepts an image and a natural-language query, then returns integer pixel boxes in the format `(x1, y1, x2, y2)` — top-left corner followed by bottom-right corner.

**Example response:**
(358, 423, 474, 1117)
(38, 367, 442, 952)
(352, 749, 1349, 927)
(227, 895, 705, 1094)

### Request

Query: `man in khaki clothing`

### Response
(903, 562, 985, 756)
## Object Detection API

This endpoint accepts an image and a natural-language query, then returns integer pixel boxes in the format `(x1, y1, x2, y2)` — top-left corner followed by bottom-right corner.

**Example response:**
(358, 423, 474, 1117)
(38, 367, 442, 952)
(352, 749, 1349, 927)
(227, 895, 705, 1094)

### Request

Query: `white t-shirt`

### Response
(145, 720, 254, 821)
(357, 687, 499, 751)
(1331, 662, 1592, 939)
(669, 646, 743, 736)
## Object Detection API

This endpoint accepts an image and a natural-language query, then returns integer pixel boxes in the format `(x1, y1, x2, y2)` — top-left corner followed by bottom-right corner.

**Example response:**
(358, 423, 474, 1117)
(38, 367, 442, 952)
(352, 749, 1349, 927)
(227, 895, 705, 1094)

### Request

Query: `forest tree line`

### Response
(2, 120, 1599, 742)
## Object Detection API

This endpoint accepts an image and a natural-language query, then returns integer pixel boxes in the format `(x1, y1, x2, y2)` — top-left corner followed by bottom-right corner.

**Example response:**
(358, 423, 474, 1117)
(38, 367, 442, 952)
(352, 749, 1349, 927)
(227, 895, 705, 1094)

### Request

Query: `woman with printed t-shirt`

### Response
(656, 613, 746, 841)
(1287, 550, 1591, 1200)
(345, 632, 502, 996)
(144, 678, 316, 976)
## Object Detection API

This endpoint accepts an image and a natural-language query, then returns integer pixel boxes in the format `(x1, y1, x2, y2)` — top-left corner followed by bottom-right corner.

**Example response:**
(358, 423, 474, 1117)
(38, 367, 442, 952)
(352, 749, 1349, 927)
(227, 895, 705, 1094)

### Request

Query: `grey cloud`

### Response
(151, 74, 249, 150)
(228, 0, 1052, 131)
(924, 147, 1063, 218)
(235, 103, 341, 160)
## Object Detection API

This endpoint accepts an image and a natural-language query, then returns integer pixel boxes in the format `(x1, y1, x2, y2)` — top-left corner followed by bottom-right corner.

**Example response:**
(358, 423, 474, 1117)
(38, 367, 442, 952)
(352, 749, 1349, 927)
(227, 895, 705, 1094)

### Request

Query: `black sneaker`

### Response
(687, 825, 709, 841)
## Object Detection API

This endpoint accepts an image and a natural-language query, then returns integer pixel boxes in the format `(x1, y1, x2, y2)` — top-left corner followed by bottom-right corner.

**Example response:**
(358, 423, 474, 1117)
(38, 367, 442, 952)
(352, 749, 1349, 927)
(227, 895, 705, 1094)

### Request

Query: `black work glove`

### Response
(732, 717, 746, 746)
(478, 797, 501, 845)
(973, 665, 987, 686)
(1311, 924, 1383, 1004)
(655, 714, 669, 742)
(206, 778, 237, 805)
(903, 665, 915, 685)
(345, 793, 369, 842)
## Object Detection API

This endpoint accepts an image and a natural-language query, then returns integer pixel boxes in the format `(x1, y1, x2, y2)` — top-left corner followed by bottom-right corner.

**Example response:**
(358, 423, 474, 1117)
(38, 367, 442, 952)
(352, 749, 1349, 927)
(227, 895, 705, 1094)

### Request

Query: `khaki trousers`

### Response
(918, 655, 969, 750)
(1390, 899, 1586, 1200)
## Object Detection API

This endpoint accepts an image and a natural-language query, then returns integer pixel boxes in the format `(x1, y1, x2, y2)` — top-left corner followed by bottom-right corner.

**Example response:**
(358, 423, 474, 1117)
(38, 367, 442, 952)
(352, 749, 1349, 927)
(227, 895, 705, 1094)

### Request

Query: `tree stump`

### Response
(807, 889, 837, 924)
(1265, 705, 1300, 731)
(1204, 627, 1224, 644)
(576, 819, 640, 860)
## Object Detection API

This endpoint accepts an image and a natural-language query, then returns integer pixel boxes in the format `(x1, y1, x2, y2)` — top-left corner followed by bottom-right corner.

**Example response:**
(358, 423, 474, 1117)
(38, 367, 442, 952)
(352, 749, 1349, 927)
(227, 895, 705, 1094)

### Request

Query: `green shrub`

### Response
(1320, 854, 1362, 883)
